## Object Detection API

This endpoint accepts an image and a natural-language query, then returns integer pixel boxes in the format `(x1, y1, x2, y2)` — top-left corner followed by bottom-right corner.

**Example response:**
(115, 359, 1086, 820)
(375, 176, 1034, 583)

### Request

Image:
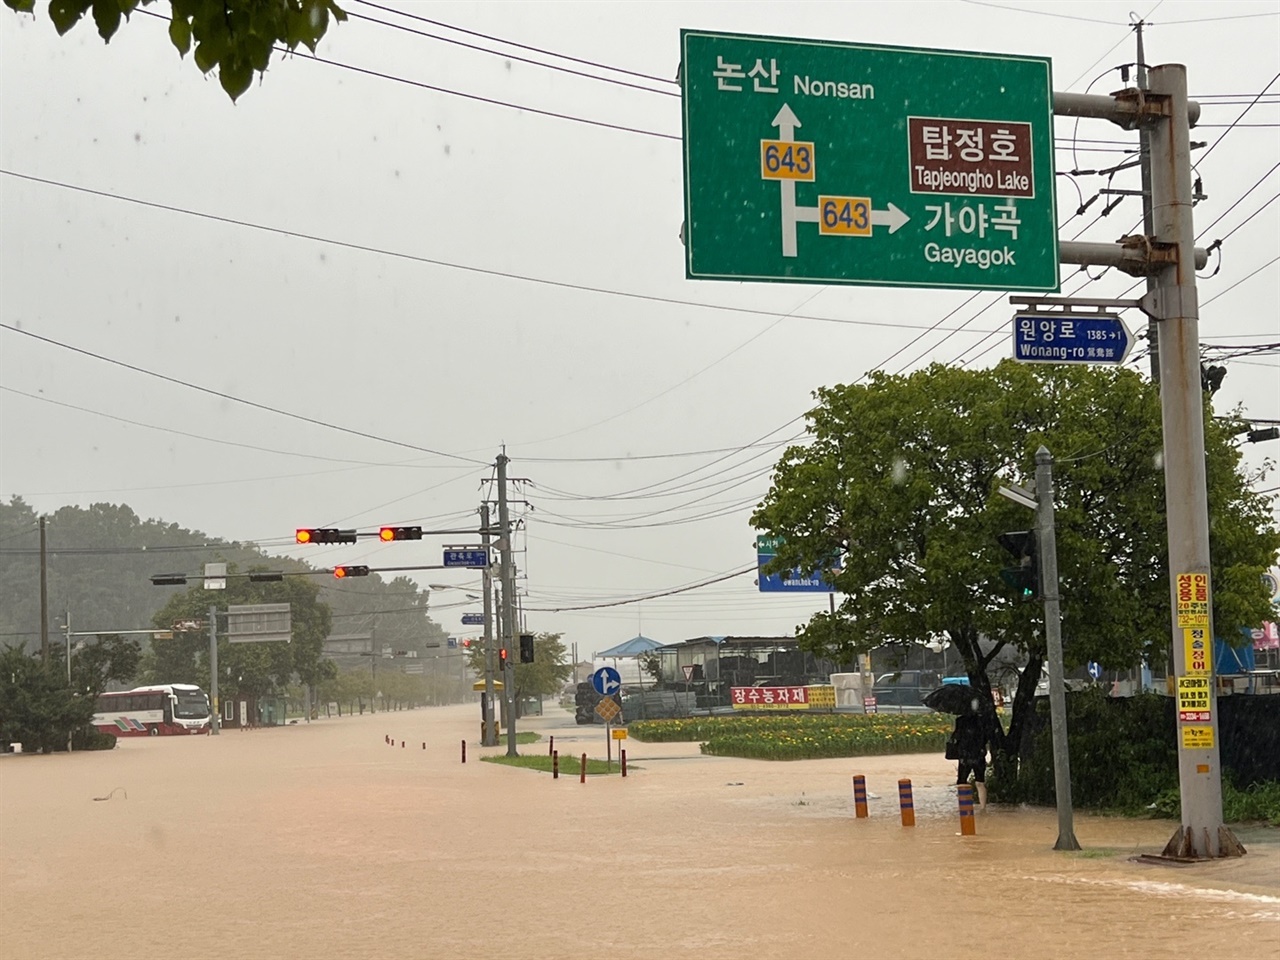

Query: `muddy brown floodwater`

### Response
(2, 702, 1276, 959)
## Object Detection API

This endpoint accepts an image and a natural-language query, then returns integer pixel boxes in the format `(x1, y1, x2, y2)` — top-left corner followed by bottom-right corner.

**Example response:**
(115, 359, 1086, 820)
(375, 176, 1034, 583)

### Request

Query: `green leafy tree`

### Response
(751, 361, 1278, 776)
(4, 0, 346, 101)
(147, 565, 332, 703)
(52, 633, 143, 696)
(0, 646, 97, 752)
(467, 632, 573, 707)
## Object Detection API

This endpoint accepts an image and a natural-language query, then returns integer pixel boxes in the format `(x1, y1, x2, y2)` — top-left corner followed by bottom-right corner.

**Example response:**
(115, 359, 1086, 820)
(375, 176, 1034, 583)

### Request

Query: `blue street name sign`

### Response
(461, 613, 485, 626)
(755, 534, 835, 593)
(443, 548, 489, 568)
(592, 666, 622, 697)
(1012, 314, 1133, 365)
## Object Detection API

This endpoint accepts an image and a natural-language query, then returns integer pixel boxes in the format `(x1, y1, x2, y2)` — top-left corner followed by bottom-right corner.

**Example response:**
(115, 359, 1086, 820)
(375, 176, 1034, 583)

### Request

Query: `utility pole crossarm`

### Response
(1053, 90, 1201, 127)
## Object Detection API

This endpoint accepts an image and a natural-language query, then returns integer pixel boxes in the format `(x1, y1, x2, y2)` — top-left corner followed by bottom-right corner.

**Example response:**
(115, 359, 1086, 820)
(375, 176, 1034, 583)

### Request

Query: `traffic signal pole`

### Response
(1053, 66, 1235, 859)
(1035, 447, 1078, 851)
(480, 503, 498, 746)
(497, 453, 519, 757)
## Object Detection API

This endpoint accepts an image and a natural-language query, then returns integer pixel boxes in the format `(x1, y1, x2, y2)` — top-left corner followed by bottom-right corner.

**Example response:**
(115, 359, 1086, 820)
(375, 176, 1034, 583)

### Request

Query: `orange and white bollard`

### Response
(621, 749, 627, 778)
(580, 753, 588, 784)
(553, 750, 559, 779)
(549, 735, 554, 757)
(898, 778, 915, 827)
(853, 775, 869, 818)
(957, 783, 977, 836)
(460, 739, 466, 763)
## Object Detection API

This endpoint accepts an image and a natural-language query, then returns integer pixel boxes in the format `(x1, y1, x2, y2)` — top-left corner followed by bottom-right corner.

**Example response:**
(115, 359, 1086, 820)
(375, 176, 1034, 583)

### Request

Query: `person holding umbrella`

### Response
(949, 711, 990, 810)
(928, 683, 991, 810)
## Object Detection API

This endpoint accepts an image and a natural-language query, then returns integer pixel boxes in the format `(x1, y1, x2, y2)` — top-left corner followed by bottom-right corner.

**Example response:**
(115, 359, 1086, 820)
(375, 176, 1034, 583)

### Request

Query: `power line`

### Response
(0, 322, 491, 467)
(343, 6, 677, 97)
(350, 0, 675, 86)
(1196, 72, 1280, 168)
(0, 384, 462, 470)
(524, 565, 756, 612)
(1202, 255, 1280, 308)
(0, 170, 1003, 337)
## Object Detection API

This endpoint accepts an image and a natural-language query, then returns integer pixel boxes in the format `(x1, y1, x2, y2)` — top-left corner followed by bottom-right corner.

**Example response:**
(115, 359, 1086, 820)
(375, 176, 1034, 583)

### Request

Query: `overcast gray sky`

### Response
(2, 0, 1277, 658)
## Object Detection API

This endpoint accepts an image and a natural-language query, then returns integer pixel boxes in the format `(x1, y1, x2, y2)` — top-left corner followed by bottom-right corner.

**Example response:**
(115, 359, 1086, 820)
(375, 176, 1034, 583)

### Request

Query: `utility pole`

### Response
(480, 503, 498, 746)
(1133, 21, 1160, 386)
(1035, 447, 1079, 851)
(1148, 64, 1237, 859)
(64, 610, 72, 684)
(208, 605, 220, 735)
(39, 516, 49, 667)
(1053, 65, 1235, 859)
(497, 452, 519, 757)
(370, 621, 378, 714)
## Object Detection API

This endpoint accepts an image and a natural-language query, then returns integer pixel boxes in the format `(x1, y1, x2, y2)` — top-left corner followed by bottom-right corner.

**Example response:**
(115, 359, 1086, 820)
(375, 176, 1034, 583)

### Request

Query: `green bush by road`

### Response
(629, 714, 953, 761)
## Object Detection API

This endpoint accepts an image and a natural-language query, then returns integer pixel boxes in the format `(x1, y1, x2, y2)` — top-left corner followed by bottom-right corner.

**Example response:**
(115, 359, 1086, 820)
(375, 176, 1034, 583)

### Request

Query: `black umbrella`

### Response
(922, 683, 981, 715)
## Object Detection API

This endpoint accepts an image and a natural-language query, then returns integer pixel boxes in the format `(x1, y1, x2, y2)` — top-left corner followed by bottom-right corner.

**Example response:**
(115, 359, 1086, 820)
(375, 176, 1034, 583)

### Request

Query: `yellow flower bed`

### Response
(629, 714, 952, 760)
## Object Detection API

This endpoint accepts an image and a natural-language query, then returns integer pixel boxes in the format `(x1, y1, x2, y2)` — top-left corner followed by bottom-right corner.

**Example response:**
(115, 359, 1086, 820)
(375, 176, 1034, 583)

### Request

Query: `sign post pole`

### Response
(208, 605, 220, 736)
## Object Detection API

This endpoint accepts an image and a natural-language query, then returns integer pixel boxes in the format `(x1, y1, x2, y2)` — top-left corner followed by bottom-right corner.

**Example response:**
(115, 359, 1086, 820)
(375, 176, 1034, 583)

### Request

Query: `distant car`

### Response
(871, 670, 942, 713)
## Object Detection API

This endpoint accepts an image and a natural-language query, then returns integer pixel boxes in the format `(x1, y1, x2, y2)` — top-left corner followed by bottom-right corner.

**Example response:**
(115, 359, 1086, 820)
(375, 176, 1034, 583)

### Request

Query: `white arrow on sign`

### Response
(870, 203, 911, 234)
(772, 103, 910, 256)
(773, 104, 804, 258)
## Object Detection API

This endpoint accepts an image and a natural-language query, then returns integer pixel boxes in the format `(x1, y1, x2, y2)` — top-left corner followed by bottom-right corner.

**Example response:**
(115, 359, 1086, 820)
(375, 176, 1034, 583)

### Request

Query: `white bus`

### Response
(92, 684, 211, 736)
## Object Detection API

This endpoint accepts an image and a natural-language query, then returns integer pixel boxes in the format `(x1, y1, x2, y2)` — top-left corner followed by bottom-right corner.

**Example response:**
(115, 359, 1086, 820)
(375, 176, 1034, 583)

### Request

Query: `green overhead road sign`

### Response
(680, 30, 1059, 292)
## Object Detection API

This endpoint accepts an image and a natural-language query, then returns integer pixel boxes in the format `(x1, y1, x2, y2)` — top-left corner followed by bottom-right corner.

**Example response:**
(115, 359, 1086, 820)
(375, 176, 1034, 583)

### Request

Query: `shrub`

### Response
(630, 714, 952, 761)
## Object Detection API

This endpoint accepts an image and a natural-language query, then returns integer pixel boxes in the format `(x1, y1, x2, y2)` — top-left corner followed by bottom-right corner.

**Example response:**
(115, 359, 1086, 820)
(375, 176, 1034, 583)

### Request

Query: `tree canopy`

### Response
(751, 361, 1278, 769)
(4, 0, 346, 101)
(467, 632, 573, 705)
(147, 563, 334, 701)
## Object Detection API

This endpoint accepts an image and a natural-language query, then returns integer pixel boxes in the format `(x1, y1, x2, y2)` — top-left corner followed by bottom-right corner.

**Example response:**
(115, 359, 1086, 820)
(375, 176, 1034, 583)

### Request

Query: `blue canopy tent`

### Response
(597, 636, 663, 659)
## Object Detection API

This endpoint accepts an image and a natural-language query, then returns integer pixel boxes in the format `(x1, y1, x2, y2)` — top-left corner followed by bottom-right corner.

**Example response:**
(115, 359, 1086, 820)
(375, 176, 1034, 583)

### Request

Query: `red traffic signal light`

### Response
(334, 565, 370, 579)
(298, 528, 357, 545)
(461, 639, 472, 648)
(379, 526, 423, 542)
(499, 647, 508, 667)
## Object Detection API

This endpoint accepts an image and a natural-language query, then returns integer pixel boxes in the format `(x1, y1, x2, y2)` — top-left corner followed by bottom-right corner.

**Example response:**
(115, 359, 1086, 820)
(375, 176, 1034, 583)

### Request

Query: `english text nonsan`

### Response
(924, 243, 1017, 270)
(794, 76, 875, 100)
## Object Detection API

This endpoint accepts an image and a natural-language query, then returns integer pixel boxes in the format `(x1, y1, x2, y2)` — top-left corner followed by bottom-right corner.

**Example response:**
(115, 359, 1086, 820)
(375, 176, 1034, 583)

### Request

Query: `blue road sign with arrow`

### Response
(1012, 314, 1133, 365)
(1087, 661, 1102, 680)
(756, 535, 835, 593)
(591, 666, 622, 697)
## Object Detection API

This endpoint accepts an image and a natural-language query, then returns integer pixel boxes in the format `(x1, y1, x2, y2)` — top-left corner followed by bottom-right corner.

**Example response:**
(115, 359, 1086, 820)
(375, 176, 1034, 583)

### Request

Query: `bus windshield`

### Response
(174, 689, 210, 719)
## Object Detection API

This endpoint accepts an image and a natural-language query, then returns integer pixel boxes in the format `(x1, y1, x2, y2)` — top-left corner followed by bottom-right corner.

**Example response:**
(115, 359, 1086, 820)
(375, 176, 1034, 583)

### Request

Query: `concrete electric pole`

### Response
(497, 452, 519, 757)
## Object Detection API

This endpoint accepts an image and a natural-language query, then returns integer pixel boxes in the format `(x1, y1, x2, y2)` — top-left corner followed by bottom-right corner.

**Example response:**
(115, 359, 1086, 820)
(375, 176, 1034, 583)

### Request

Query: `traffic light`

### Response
(297, 528, 357, 544)
(461, 639, 472, 649)
(997, 530, 1039, 600)
(333, 565, 370, 579)
(519, 634, 535, 663)
(499, 647, 509, 668)
(379, 526, 423, 542)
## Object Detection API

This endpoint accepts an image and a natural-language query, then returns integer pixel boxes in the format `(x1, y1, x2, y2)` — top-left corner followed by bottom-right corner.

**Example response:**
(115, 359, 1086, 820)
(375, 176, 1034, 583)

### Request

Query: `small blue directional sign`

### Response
(591, 666, 622, 697)
(1087, 661, 1102, 680)
(756, 535, 835, 593)
(443, 548, 489, 568)
(460, 612, 485, 626)
(1012, 314, 1133, 365)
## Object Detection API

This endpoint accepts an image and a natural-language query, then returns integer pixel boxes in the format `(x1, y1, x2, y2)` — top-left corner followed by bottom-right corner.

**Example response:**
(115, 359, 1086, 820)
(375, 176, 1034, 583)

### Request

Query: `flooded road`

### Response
(2, 703, 1276, 959)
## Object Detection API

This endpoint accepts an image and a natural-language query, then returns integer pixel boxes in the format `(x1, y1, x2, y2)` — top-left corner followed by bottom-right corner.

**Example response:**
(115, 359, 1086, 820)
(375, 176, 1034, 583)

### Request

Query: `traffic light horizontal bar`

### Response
(151, 564, 463, 586)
